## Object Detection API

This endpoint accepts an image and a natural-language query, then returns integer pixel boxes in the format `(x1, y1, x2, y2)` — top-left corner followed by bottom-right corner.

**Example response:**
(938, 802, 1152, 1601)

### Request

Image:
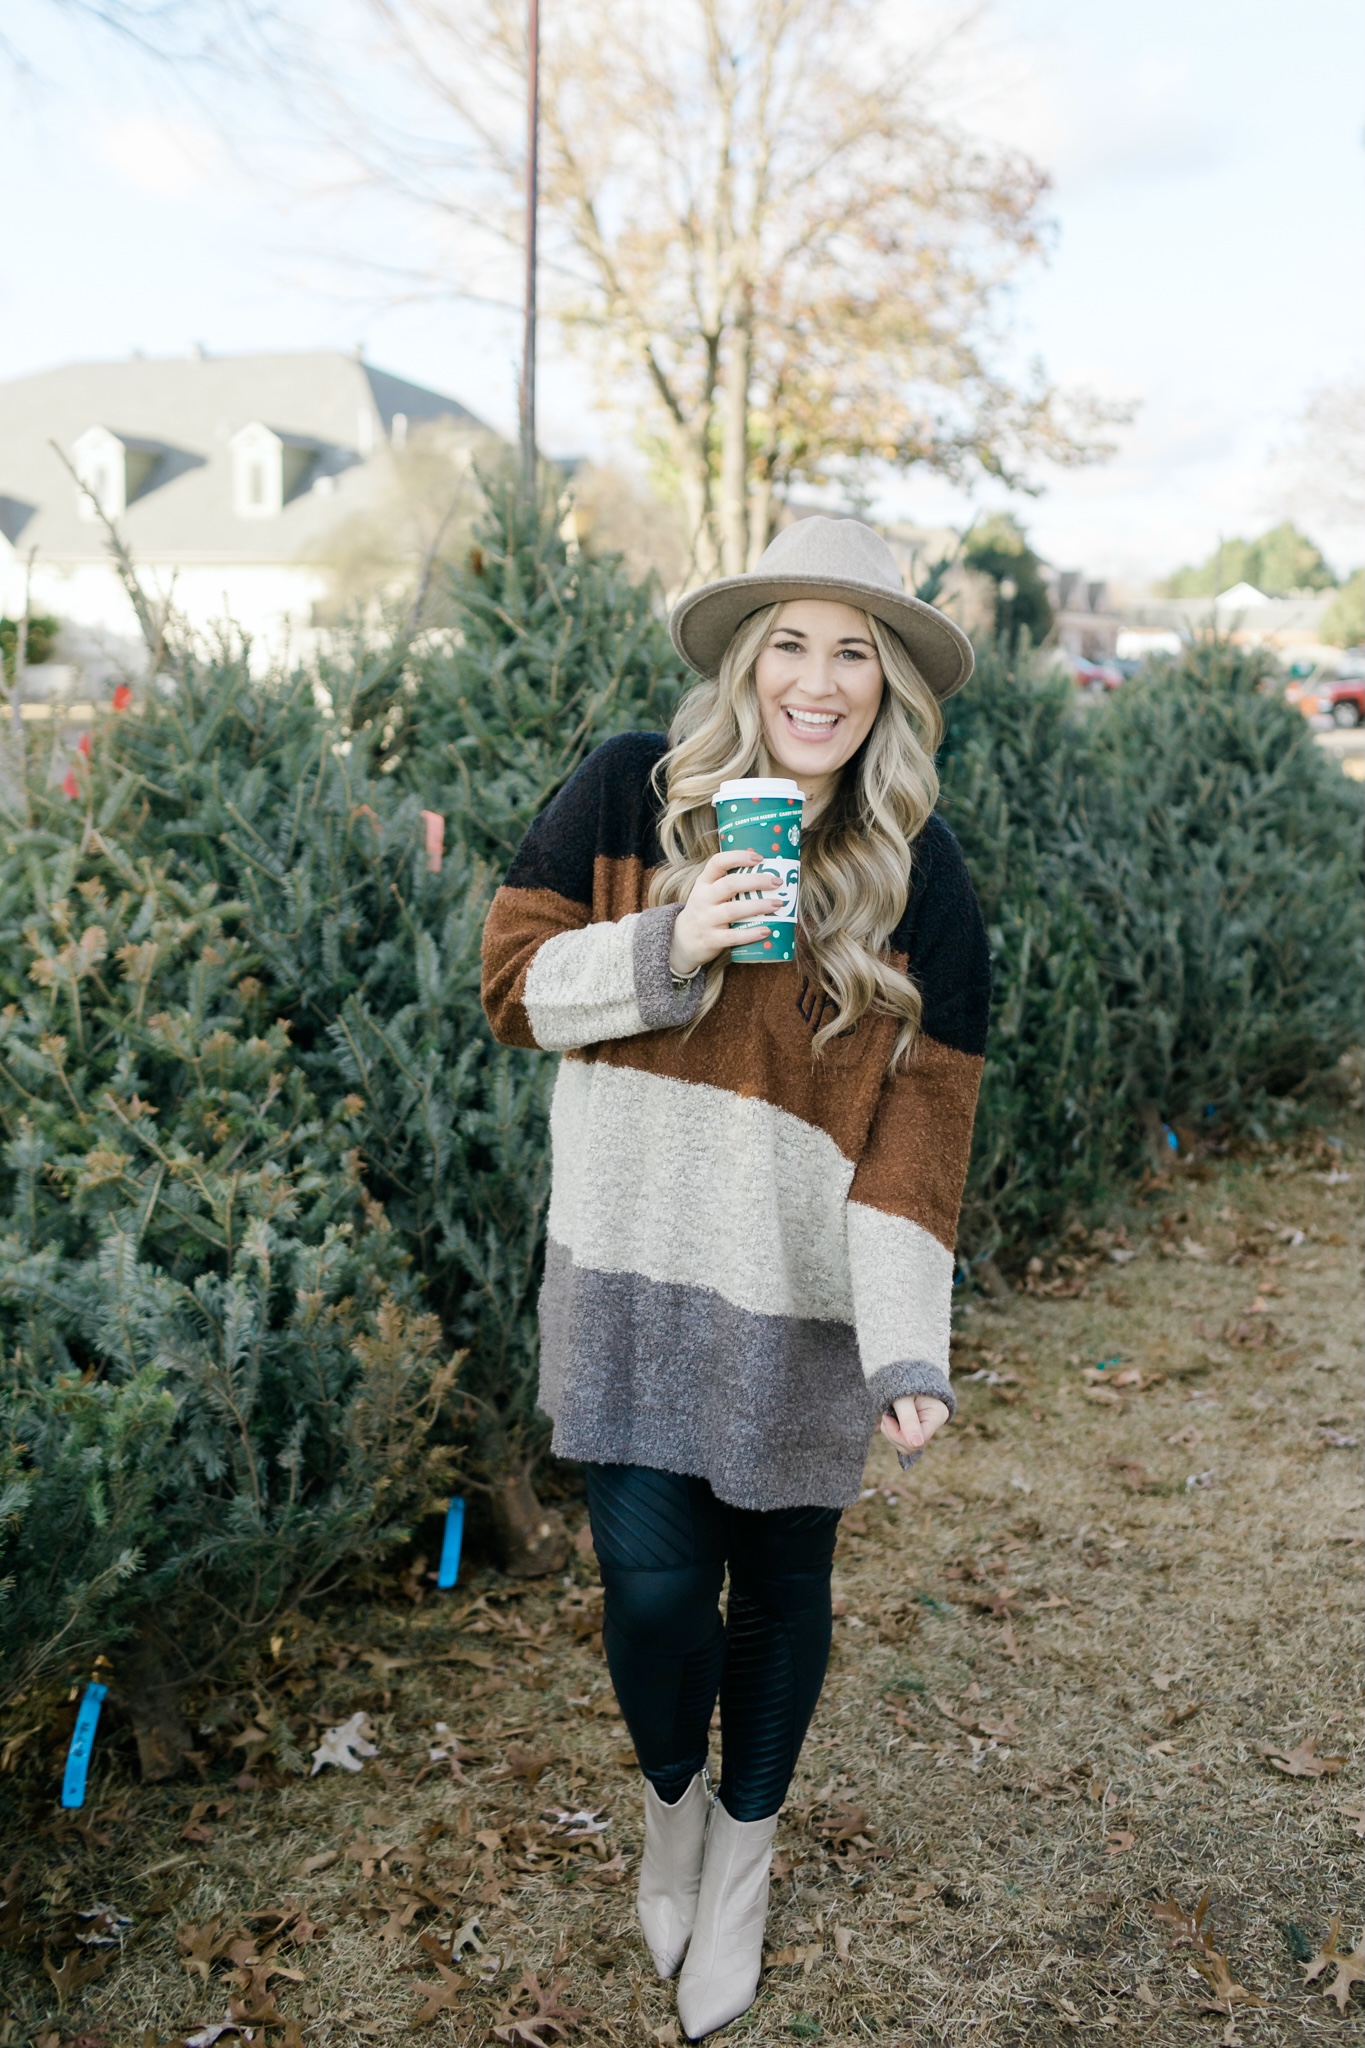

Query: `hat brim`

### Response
(668, 571, 974, 701)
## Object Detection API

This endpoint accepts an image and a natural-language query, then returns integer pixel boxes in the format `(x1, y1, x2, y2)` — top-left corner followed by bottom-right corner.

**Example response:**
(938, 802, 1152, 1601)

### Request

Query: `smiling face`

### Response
(752, 599, 886, 806)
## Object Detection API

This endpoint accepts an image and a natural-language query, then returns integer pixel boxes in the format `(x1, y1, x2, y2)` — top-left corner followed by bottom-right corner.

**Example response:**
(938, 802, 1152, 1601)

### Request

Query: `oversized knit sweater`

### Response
(480, 731, 991, 1512)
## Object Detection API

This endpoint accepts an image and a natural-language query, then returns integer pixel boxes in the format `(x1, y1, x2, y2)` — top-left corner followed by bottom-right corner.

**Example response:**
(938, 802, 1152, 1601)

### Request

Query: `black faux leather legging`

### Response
(582, 1462, 842, 1822)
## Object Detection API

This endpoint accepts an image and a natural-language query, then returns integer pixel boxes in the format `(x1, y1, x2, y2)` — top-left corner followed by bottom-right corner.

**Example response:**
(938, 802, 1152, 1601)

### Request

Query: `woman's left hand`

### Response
(879, 1394, 951, 1458)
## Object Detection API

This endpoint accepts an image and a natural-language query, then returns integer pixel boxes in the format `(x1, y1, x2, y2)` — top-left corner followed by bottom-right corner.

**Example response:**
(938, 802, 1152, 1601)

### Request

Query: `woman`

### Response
(481, 516, 990, 2039)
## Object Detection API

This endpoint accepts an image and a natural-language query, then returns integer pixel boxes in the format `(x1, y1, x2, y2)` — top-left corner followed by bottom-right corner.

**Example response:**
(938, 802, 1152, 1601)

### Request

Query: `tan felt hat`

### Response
(668, 515, 974, 701)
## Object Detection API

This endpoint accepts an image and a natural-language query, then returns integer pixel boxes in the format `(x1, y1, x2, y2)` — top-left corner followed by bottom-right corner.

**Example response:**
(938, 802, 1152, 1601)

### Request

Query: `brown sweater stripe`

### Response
(847, 1036, 984, 1245)
(594, 852, 648, 922)
(481, 883, 590, 1047)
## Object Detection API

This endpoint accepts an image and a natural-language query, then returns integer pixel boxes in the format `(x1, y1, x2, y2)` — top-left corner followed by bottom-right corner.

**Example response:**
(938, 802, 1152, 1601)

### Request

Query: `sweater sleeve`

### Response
(480, 734, 706, 1051)
(845, 817, 991, 1465)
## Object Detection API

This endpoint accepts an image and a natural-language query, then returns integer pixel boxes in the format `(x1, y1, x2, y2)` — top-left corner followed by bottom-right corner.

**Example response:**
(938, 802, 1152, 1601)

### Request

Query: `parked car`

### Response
(1289, 671, 1365, 727)
(1321, 678, 1364, 727)
(1072, 657, 1124, 690)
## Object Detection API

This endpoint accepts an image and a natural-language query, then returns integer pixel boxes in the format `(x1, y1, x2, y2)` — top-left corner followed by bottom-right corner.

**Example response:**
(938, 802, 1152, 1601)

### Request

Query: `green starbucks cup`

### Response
(713, 777, 805, 962)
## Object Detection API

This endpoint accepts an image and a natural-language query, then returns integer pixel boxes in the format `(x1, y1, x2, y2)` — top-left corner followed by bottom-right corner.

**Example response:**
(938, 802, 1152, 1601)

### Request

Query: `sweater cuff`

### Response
(866, 1361, 956, 1472)
(632, 903, 707, 1031)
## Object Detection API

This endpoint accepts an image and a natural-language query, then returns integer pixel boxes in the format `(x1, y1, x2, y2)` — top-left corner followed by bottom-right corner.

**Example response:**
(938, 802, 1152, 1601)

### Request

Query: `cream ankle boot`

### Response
(636, 1770, 713, 1978)
(675, 1798, 779, 2039)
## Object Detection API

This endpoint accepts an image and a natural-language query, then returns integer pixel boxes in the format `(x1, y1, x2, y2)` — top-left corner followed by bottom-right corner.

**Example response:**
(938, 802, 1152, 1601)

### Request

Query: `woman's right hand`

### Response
(669, 850, 784, 978)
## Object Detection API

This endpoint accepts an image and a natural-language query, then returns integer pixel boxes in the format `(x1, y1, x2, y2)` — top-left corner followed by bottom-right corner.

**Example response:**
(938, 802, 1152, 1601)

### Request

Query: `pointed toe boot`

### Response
(636, 1770, 713, 1979)
(675, 1798, 779, 2039)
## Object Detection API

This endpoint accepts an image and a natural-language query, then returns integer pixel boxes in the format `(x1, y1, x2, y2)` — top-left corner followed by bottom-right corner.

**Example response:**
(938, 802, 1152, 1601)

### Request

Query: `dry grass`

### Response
(2, 1134, 1361, 2048)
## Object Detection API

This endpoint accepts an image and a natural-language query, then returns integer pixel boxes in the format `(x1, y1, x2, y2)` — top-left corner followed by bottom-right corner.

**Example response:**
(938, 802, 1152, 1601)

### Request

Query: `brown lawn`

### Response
(2, 1130, 1361, 2048)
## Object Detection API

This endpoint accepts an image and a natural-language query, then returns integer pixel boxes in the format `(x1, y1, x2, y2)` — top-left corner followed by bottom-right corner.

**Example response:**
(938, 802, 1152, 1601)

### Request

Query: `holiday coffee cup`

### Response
(713, 778, 804, 962)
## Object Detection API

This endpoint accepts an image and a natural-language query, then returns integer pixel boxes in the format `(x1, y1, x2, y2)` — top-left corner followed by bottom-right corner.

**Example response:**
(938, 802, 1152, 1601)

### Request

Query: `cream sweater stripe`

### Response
(546, 1058, 857, 1324)
(521, 903, 700, 1050)
(523, 914, 645, 1049)
(845, 1200, 953, 1378)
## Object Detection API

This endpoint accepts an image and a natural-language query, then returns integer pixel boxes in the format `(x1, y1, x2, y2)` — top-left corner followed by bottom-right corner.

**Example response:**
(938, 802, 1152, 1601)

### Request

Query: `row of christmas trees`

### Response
(0, 481, 1359, 1764)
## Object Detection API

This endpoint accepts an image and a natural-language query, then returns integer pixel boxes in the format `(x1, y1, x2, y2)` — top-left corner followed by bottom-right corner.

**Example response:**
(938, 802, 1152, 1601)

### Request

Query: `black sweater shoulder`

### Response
(502, 731, 670, 903)
(891, 814, 992, 1058)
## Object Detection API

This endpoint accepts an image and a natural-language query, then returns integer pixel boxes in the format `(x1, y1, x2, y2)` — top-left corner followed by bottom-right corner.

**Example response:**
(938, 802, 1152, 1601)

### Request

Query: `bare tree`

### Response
(1278, 379, 1365, 535)
(312, 419, 496, 627)
(294, 0, 1121, 578)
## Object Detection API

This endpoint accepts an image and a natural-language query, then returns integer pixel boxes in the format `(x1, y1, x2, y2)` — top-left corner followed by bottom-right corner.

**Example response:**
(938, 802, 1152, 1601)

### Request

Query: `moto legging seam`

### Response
(583, 1462, 840, 1823)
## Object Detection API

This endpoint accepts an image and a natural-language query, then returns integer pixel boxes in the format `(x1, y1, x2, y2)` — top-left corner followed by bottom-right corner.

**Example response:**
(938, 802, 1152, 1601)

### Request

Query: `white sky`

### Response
(3, 0, 1361, 587)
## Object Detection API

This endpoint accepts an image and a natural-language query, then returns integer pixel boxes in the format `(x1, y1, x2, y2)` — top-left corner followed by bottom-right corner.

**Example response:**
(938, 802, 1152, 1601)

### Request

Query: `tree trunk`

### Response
(116, 1628, 198, 1782)
(718, 309, 752, 575)
(1139, 1101, 1173, 1175)
(977, 1256, 1013, 1300)
(747, 474, 774, 569)
(490, 1466, 569, 1576)
(675, 425, 720, 585)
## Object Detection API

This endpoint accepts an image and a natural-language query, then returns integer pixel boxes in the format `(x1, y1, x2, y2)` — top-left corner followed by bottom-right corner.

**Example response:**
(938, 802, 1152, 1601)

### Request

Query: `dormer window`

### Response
(72, 425, 160, 520)
(230, 422, 318, 517)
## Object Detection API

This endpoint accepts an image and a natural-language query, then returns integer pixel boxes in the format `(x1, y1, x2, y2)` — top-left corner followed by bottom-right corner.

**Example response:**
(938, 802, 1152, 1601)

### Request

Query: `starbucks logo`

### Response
(787, 824, 800, 847)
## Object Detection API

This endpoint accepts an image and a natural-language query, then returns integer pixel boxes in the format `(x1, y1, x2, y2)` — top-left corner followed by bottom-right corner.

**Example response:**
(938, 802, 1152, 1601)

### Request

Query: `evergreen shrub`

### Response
(941, 639, 1363, 1260)
(937, 649, 1119, 1266)
(0, 815, 461, 1715)
(0, 486, 686, 1708)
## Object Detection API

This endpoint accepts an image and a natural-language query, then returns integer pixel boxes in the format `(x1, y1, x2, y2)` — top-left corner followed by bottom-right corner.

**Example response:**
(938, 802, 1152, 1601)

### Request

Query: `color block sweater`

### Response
(480, 731, 991, 1512)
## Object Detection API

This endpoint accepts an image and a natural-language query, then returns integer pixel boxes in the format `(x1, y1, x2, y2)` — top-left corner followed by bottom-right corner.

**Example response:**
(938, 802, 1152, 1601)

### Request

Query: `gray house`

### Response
(0, 349, 492, 674)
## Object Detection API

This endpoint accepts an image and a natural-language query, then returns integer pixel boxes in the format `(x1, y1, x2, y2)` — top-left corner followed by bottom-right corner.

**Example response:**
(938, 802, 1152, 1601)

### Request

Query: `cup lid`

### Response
(712, 777, 806, 805)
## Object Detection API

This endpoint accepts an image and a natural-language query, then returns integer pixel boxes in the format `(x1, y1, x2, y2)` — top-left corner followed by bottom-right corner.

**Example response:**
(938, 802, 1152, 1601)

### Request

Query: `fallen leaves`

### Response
(1258, 1735, 1346, 1779)
(1152, 1893, 1263, 2023)
(496, 1744, 556, 1785)
(765, 1939, 824, 1971)
(933, 1693, 1022, 1745)
(1083, 1366, 1164, 1400)
(791, 1791, 892, 1872)
(177, 1917, 239, 1984)
(540, 1807, 610, 1838)
(310, 1711, 378, 1775)
(1337, 1799, 1365, 1840)
(1303, 1915, 1365, 2012)
(1224, 1314, 1280, 1349)
(179, 1799, 234, 1846)
(42, 1946, 115, 2008)
(1107, 1457, 1158, 1492)
(491, 1966, 590, 2047)
(175, 1896, 326, 2030)
(407, 1955, 469, 2025)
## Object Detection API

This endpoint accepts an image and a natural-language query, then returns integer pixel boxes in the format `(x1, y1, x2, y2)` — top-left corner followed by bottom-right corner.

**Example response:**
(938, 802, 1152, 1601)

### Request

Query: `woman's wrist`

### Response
(668, 921, 705, 980)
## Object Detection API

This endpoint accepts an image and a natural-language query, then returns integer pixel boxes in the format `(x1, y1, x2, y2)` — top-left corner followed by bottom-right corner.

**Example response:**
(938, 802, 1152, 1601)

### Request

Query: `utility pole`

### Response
(519, 0, 540, 500)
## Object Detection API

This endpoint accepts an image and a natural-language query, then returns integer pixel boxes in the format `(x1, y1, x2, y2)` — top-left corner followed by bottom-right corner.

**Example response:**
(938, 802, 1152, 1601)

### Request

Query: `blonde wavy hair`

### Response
(648, 603, 944, 1065)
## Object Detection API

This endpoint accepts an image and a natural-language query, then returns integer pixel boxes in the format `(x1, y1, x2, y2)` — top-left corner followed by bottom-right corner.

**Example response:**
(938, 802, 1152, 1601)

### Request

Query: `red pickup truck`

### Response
(1290, 674, 1365, 727)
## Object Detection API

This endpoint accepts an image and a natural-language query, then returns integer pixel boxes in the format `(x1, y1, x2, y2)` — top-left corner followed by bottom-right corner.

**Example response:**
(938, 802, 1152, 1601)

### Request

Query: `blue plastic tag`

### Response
(437, 1496, 465, 1590)
(61, 1682, 108, 1809)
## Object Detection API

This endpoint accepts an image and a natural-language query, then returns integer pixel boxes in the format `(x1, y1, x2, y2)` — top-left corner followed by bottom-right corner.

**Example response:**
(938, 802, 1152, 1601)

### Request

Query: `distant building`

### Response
(0, 350, 494, 682)
(1122, 583, 1337, 664)
(1047, 569, 1122, 663)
